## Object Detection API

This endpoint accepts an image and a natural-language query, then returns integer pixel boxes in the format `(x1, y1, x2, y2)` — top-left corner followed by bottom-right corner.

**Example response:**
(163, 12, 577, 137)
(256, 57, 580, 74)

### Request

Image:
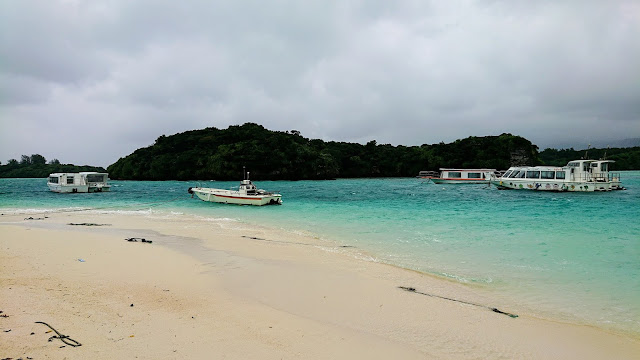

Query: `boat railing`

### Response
(416, 171, 439, 178)
(608, 173, 622, 182)
(567, 173, 622, 182)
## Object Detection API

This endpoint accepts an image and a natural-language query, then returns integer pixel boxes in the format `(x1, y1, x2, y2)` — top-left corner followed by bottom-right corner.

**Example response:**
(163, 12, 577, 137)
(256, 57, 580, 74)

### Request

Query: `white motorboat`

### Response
(188, 172, 282, 206)
(418, 168, 498, 184)
(47, 172, 111, 193)
(490, 159, 624, 192)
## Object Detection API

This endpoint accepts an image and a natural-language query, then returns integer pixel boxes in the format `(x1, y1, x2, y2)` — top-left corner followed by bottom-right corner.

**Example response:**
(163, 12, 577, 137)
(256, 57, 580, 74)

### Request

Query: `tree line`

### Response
(106, 123, 541, 180)
(4, 124, 637, 180)
(0, 154, 106, 178)
(538, 147, 640, 170)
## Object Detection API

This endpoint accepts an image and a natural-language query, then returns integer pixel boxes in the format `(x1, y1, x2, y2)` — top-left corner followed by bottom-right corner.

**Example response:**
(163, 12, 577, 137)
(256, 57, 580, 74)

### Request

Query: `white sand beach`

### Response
(1, 212, 639, 359)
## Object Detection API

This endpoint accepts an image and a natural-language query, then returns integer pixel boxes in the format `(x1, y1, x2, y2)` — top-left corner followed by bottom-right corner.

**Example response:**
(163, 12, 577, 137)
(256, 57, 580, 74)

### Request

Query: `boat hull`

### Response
(88, 185, 111, 192)
(191, 188, 282, 206)
(47, 184, 90, 193)
(431, 178, 489, 184)
(47, 184, 111, 193)
(490, 179, 611, 192)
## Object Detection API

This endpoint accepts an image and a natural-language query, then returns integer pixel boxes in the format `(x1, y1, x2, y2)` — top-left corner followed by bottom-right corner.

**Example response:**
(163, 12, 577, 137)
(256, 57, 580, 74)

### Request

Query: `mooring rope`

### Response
(34, 321, 82, 347)
(398, 286, 518, 318)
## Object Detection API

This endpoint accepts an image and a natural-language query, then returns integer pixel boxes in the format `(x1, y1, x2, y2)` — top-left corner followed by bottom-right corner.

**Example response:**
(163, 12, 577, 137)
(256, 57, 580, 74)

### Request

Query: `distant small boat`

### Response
(418, 168, 498, 184)
(490, 159, 625, 192)
(188, 171, 282, 206)
(47, 172, 111, 193)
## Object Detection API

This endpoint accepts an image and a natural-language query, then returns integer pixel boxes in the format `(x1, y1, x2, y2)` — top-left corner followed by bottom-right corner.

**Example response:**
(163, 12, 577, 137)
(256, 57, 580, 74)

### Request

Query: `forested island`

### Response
(106, 123, 638, 181)
(103, 123, 539, 180)
(0, 155, 106, 178)
(3, 123, 638, 180)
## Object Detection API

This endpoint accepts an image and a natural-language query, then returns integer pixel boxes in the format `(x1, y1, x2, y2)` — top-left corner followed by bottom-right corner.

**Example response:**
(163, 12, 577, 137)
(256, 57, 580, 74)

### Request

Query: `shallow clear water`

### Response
(1, 173, 639, 334)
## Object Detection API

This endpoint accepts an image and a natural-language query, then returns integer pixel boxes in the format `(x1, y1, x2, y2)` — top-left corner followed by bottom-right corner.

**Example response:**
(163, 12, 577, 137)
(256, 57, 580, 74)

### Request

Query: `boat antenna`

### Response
(602, 146, 609, 160)
(584, 144, 590, 159)
(243, 166, 246, 180)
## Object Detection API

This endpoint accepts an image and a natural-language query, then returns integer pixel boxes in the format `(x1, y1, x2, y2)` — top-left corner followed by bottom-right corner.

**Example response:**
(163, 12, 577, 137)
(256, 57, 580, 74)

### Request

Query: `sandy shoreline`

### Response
(1, 212, 639, 359)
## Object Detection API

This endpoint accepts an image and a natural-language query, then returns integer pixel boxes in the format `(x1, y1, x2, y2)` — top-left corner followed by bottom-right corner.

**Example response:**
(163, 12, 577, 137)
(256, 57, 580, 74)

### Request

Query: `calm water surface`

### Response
(1, 172, 639, 335)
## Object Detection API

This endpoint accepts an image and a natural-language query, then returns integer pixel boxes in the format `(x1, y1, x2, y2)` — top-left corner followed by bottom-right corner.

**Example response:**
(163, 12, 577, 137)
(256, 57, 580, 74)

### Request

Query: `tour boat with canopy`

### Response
(490, 159, 624, 192)
(418, 168, 499, 184)
(47, 172, 111, 193)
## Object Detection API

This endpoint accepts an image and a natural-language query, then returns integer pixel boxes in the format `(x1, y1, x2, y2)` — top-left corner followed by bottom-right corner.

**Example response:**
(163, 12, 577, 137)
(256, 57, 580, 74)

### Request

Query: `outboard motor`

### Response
(187, 187, 193, 194)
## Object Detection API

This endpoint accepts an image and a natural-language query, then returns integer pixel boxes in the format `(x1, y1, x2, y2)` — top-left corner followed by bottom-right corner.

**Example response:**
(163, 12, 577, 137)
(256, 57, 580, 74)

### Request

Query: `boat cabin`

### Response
(47, 172, 110, 193)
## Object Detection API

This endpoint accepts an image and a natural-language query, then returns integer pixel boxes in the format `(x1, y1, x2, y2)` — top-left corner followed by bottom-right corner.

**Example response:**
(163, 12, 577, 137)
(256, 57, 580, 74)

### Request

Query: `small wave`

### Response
(440, 272, 493, 284)
(0, 207, 89, 215)
(91, 209, 154, 216)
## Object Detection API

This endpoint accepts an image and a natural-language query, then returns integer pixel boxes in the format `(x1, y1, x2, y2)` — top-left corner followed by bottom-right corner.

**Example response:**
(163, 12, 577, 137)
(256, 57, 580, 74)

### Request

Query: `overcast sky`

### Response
(1, 1, 639, 167)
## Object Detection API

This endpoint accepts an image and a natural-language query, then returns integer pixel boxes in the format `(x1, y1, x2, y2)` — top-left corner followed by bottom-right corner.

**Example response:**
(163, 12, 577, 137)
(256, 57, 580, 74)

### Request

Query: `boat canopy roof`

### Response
(438, 168, 497, 171)
(49, 172, 107, 176)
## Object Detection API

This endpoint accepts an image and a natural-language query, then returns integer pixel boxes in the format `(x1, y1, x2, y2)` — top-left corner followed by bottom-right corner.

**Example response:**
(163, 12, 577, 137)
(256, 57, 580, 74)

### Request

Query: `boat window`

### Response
(600, 163, 609, 171)
(556, 171, 565, 179)
(526, 171, 540, 179)
(86, 174, 104, 182)
(49, 177, 59, 184)
(568, 162, 579, 167)
(502, 170, 513, 178)
(517, 171, 526, 178)
(508, 170, 520, 178)
(448, 172, 462, 178)
(541, 171, 555, 179)
(66, 176, 74, 184)
(468, 172, 482, 179)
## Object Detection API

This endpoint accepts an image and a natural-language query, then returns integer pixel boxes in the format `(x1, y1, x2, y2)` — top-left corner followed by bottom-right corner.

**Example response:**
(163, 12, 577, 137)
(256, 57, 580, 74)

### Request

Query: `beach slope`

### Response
(1, 213, 638, 359)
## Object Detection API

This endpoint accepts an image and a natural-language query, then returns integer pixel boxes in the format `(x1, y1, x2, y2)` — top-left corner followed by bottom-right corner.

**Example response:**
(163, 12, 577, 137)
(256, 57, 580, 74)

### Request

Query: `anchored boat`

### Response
(418, 168, 499, 184)
(490, 159, 624, 192)
(47, 172, 111, 193)
(188, 171, 282, 206)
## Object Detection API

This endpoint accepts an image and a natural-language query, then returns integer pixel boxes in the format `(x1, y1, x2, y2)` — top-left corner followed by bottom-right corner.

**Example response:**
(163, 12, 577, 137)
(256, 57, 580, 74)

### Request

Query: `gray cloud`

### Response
(1, 0, 638, 167)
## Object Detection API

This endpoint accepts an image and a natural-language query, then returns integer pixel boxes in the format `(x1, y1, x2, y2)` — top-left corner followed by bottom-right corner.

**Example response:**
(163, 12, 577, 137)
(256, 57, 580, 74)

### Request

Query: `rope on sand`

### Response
(398, 286, 518, 318)
(34, 321, 82, 347)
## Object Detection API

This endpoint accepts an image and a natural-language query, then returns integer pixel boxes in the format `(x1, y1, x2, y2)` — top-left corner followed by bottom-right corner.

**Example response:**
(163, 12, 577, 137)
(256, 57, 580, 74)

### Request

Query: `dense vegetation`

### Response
(0, 154, 106, 178)
(4, 125, 636, 181)
(106, 123, 541, 180)
(539, 147, 640, 169)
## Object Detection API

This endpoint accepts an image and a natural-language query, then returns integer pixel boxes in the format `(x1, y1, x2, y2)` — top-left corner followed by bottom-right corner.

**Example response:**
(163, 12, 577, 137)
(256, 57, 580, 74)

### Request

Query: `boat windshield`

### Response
(86, 174, 105, 182)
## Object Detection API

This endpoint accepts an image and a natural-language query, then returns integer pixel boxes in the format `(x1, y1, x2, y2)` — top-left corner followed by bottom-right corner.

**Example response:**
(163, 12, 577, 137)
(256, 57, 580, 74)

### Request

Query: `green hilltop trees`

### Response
(106, 123, 542, 181)
(6, 124, 636, 180)
(0, 154, 105, 178)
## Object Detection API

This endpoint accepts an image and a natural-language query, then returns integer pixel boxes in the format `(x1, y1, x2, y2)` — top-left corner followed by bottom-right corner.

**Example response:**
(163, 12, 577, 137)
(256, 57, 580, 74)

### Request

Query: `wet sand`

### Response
(1, 212, 639, 359)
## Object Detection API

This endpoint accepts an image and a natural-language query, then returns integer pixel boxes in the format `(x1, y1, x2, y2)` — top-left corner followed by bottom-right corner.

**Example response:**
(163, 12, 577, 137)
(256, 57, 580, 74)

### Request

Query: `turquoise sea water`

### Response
(1, 174, 639, 335)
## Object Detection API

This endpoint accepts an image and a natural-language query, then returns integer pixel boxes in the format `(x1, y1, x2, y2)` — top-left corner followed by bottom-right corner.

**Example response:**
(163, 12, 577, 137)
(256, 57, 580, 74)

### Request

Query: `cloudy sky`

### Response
(1, 0, 639, 167)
